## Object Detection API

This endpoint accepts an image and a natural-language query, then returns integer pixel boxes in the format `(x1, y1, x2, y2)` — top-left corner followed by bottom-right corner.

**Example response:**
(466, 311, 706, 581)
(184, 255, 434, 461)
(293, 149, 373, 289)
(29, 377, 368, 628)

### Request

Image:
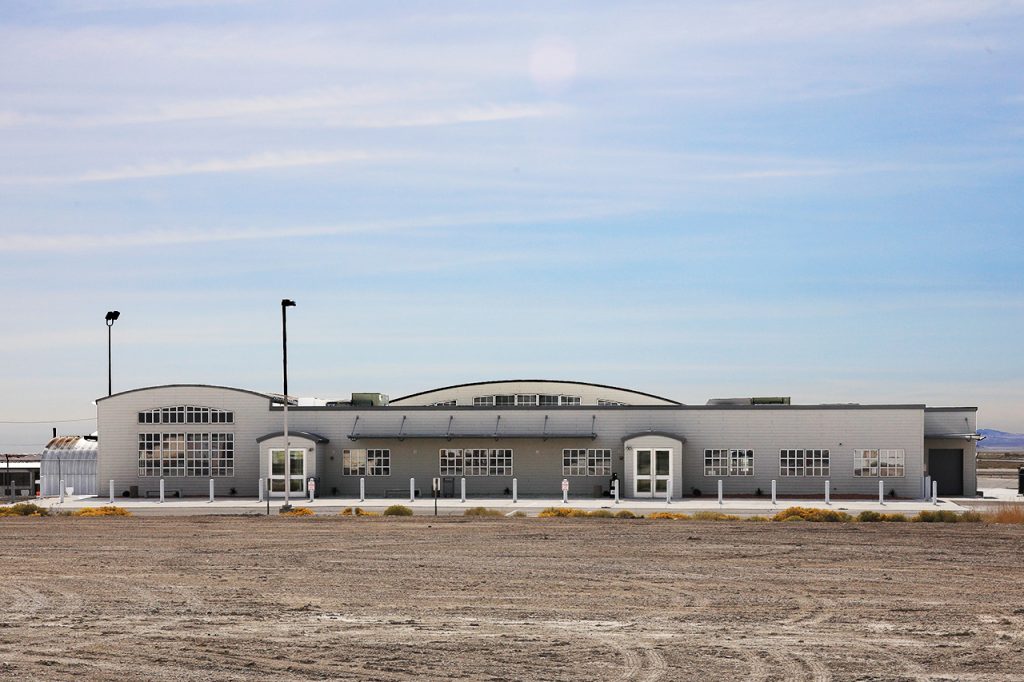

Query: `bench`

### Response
(385, 488, 419, 498)
(145, 489, 181, 498)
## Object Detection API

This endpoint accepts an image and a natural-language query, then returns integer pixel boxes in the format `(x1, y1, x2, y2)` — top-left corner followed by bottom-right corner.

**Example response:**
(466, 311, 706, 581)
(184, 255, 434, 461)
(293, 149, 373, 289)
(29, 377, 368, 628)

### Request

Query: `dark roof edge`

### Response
(97, 384, 276, 403)
(924, 406, 979, 412)
(255, 431, 330, 444)
(389, 379, 682, 405)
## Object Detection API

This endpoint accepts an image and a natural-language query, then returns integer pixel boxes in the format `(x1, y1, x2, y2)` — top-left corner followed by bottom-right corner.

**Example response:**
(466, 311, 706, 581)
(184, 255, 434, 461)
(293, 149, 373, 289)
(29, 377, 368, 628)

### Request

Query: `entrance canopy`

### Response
(347, 414, 598, 441)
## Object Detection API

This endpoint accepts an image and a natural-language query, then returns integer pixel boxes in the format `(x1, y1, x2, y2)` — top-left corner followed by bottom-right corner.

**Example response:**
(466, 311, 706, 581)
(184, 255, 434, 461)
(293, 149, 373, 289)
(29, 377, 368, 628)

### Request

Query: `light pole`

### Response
(105, 311, 120, 396)
(281, 299, 296, 510)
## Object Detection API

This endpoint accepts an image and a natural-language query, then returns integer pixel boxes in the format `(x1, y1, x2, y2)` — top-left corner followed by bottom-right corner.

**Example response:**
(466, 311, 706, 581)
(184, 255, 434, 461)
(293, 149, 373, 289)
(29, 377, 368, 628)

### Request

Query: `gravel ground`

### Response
(1, 516, 1023, 681)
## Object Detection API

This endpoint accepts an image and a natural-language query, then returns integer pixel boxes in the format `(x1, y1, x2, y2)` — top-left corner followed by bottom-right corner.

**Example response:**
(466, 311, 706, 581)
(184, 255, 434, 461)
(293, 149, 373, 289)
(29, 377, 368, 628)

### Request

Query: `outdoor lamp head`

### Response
(105, 310, 120, 324)
(281, 299, 296, 307)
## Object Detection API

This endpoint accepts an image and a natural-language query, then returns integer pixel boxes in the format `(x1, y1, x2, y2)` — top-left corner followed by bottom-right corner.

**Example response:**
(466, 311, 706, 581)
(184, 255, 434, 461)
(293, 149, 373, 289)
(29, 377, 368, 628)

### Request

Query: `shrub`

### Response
(0, 502, 49, 517)
(280, 507, 314, 517)
(745, 515, 770, 522)
(913, 510, 961, 523)
(613, 510, 637, 519)
(538, 507, 574, 517)
(383, 505, 413, 517)
(648, 511, 690, 520)
(586, 509, 614, 518)
(772, 506, 852, 523)
(73, 506, 132, 517)
(463, 507, 504, 517)
(881, 513, 907, 522)
(340, 507, 354, 516)
(858, 511, 883, 522)
(692, 511, 740, 521)
(341, 506, 378, 516)
(980, 503, 1024, 524)
(959, 510, 983, 523)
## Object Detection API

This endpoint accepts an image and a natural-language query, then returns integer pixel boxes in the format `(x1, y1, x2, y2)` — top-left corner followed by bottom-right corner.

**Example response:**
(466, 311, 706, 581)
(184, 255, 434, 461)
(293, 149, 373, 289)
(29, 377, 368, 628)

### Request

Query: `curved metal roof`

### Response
(97, 384, 277, 403)
(255, 431, 330, 444)
(621, 430, 687, 443)
(391, 379, 681, 405)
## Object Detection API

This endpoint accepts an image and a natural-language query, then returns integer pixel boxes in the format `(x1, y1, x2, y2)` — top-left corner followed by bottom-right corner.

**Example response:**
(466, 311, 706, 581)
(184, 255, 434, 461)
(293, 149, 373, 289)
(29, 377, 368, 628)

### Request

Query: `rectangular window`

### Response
(138, 434, 161, 476)
(538, 395, 560, 406)
(728, 449, 754, 476)
(430, 400, 456, 407)
(559, 396, 581, 406)
(440, 449, 463, 476)
(514, 394, 537, 406)
(489, 449, 513, 476)
(494, 395, 515, 407)
(473, 396, 494, 406)
(211, 433, 234, 476)
(780, 449, 804, 476)
(342, 449, 366, 476)
(464, 448, 489, 476)
(597, 399, 626, 406)
(160, 433, 186, 476)
(367, 449, 390, 476)
(879, 449, 905, 477)
(587, 449, 612, 476)
(562, 448, 588, 476)
(186, 433, 210, 476)
(854, 449, 880, 477)
(704, 449, 729, 476)
(806, 449, 829, 477)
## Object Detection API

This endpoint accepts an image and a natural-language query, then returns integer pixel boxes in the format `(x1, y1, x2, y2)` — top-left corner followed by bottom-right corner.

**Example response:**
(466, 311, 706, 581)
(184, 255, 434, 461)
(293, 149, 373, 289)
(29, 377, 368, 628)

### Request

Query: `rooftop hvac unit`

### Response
(350, 392, 389, 407)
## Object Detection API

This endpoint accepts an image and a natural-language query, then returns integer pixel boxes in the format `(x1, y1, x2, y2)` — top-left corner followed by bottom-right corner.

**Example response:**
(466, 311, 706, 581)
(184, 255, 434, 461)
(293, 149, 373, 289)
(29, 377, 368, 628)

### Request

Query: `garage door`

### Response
(929, 449, 964, 496)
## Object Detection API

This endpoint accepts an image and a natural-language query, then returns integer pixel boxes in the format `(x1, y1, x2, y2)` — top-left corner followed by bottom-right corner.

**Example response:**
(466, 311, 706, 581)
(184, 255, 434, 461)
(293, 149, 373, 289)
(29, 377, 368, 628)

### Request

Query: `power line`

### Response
(0, 417, 96, 424)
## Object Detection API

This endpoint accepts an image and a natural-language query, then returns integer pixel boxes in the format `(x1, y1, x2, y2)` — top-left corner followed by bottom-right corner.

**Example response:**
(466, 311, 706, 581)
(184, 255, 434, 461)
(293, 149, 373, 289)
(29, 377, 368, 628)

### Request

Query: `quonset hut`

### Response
(40, 435, 98, 497)
(93, 380, 981, 499)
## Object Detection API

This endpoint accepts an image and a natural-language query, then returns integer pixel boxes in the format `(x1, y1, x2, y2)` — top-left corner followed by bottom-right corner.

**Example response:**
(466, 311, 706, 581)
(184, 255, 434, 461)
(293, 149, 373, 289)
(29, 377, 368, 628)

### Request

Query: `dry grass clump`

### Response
(382, 504, 413, 516)
(538, 507, 575, 517)
(586, 509, 615, 518)
(613, 510, 637, 519)
(73, 506, 131, 517)
(744, 515, 770, 522)
(647, 511, 690, 520)
(340, 506, 379, 516)
(912, 509, 980, 523)
(0, 502, 49, 517)
(979, 503, 1024, 524)
(510, 510, 528, 518)
(280, 507, 315, 517)
(463, 507, 504, 517)
(538, 507, 626, 518)
(691, 511, 741, 521)
(857, 511, 908, 522)
(772, 507, 852, 523)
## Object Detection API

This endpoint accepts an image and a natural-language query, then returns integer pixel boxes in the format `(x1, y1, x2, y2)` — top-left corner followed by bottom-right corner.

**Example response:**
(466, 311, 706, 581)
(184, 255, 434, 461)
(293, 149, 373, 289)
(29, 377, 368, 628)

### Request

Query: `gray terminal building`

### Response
(94, 380, 981, 500)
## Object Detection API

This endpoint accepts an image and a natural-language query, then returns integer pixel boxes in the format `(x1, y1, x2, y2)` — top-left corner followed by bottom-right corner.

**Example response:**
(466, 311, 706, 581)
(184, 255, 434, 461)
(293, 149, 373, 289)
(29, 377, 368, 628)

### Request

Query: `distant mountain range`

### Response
(978, 429, 1024, 450)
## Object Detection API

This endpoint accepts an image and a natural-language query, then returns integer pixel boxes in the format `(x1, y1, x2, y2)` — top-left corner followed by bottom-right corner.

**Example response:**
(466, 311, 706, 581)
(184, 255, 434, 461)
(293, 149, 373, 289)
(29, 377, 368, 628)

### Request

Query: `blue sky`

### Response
(1, 1, 1023, 451)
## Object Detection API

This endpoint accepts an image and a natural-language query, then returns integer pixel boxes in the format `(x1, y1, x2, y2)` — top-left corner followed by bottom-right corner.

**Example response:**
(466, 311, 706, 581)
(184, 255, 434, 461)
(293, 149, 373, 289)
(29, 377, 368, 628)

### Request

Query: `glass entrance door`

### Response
(269, 448, 306, 496)
(634, 448, 671, 497)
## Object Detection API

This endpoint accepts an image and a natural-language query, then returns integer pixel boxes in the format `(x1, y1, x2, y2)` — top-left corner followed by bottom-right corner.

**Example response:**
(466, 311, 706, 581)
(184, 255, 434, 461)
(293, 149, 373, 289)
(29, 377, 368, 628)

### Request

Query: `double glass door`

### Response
(634, 448, 671, 497)
(269, 448, 306, 496)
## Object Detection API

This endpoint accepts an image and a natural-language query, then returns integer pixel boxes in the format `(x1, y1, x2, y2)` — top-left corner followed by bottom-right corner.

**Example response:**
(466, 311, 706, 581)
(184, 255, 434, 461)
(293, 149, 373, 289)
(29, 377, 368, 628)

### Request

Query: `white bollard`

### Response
(159, 478, 165, 503)
(771, 479, 777, 505)
(925, 475, 932, 500)
(460, 477, 466, 503)
(512, 478, 518, 504)
(359, 477, 365, 502)
(308, 481, 315, 502)
(562, 479, 568, 504)
(718, 479, 723, 506)
(109, 479, 115, 504)
(209, 478, 215, 503)
(409, 477, 415, 503)
(258, 478, 264, 503)
(666, 479, 672, 504)
(878, 480, 884, 505)
(932, 480, 938, 505)
(613, 479, 619, 504)
(59, 479, 65, 503)
(825, 480, 830, 505)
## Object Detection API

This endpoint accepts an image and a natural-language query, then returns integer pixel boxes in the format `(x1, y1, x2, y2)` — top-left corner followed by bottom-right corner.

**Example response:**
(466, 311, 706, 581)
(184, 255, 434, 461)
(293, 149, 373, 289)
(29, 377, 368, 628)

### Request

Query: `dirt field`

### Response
(1, 517, 1023, 681)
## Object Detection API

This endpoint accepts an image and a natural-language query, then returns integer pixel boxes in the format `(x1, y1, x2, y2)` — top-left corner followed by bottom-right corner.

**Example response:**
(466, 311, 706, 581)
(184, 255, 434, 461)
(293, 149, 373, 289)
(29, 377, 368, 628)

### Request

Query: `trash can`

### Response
(442, 477, 455, 498)
(1018, 467, 1023, 496)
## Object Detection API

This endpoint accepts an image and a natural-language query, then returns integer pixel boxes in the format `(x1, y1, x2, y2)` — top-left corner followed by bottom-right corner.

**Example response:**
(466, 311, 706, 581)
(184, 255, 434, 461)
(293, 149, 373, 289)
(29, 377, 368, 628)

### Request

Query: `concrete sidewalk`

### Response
(19, 494, 969, 517)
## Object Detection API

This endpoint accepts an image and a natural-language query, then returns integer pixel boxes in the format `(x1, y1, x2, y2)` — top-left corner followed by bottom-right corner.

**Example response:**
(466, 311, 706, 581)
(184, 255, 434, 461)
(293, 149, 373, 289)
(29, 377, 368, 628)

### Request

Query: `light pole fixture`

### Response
(281, 299, 296, 509)
(104, 311, 120, 396)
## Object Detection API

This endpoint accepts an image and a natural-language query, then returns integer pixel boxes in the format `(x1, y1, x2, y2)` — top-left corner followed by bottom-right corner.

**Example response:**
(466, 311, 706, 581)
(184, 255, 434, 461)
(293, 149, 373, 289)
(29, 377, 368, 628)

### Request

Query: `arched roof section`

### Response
(96, 384, 277, 403)
(390, 379, 680, 407)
